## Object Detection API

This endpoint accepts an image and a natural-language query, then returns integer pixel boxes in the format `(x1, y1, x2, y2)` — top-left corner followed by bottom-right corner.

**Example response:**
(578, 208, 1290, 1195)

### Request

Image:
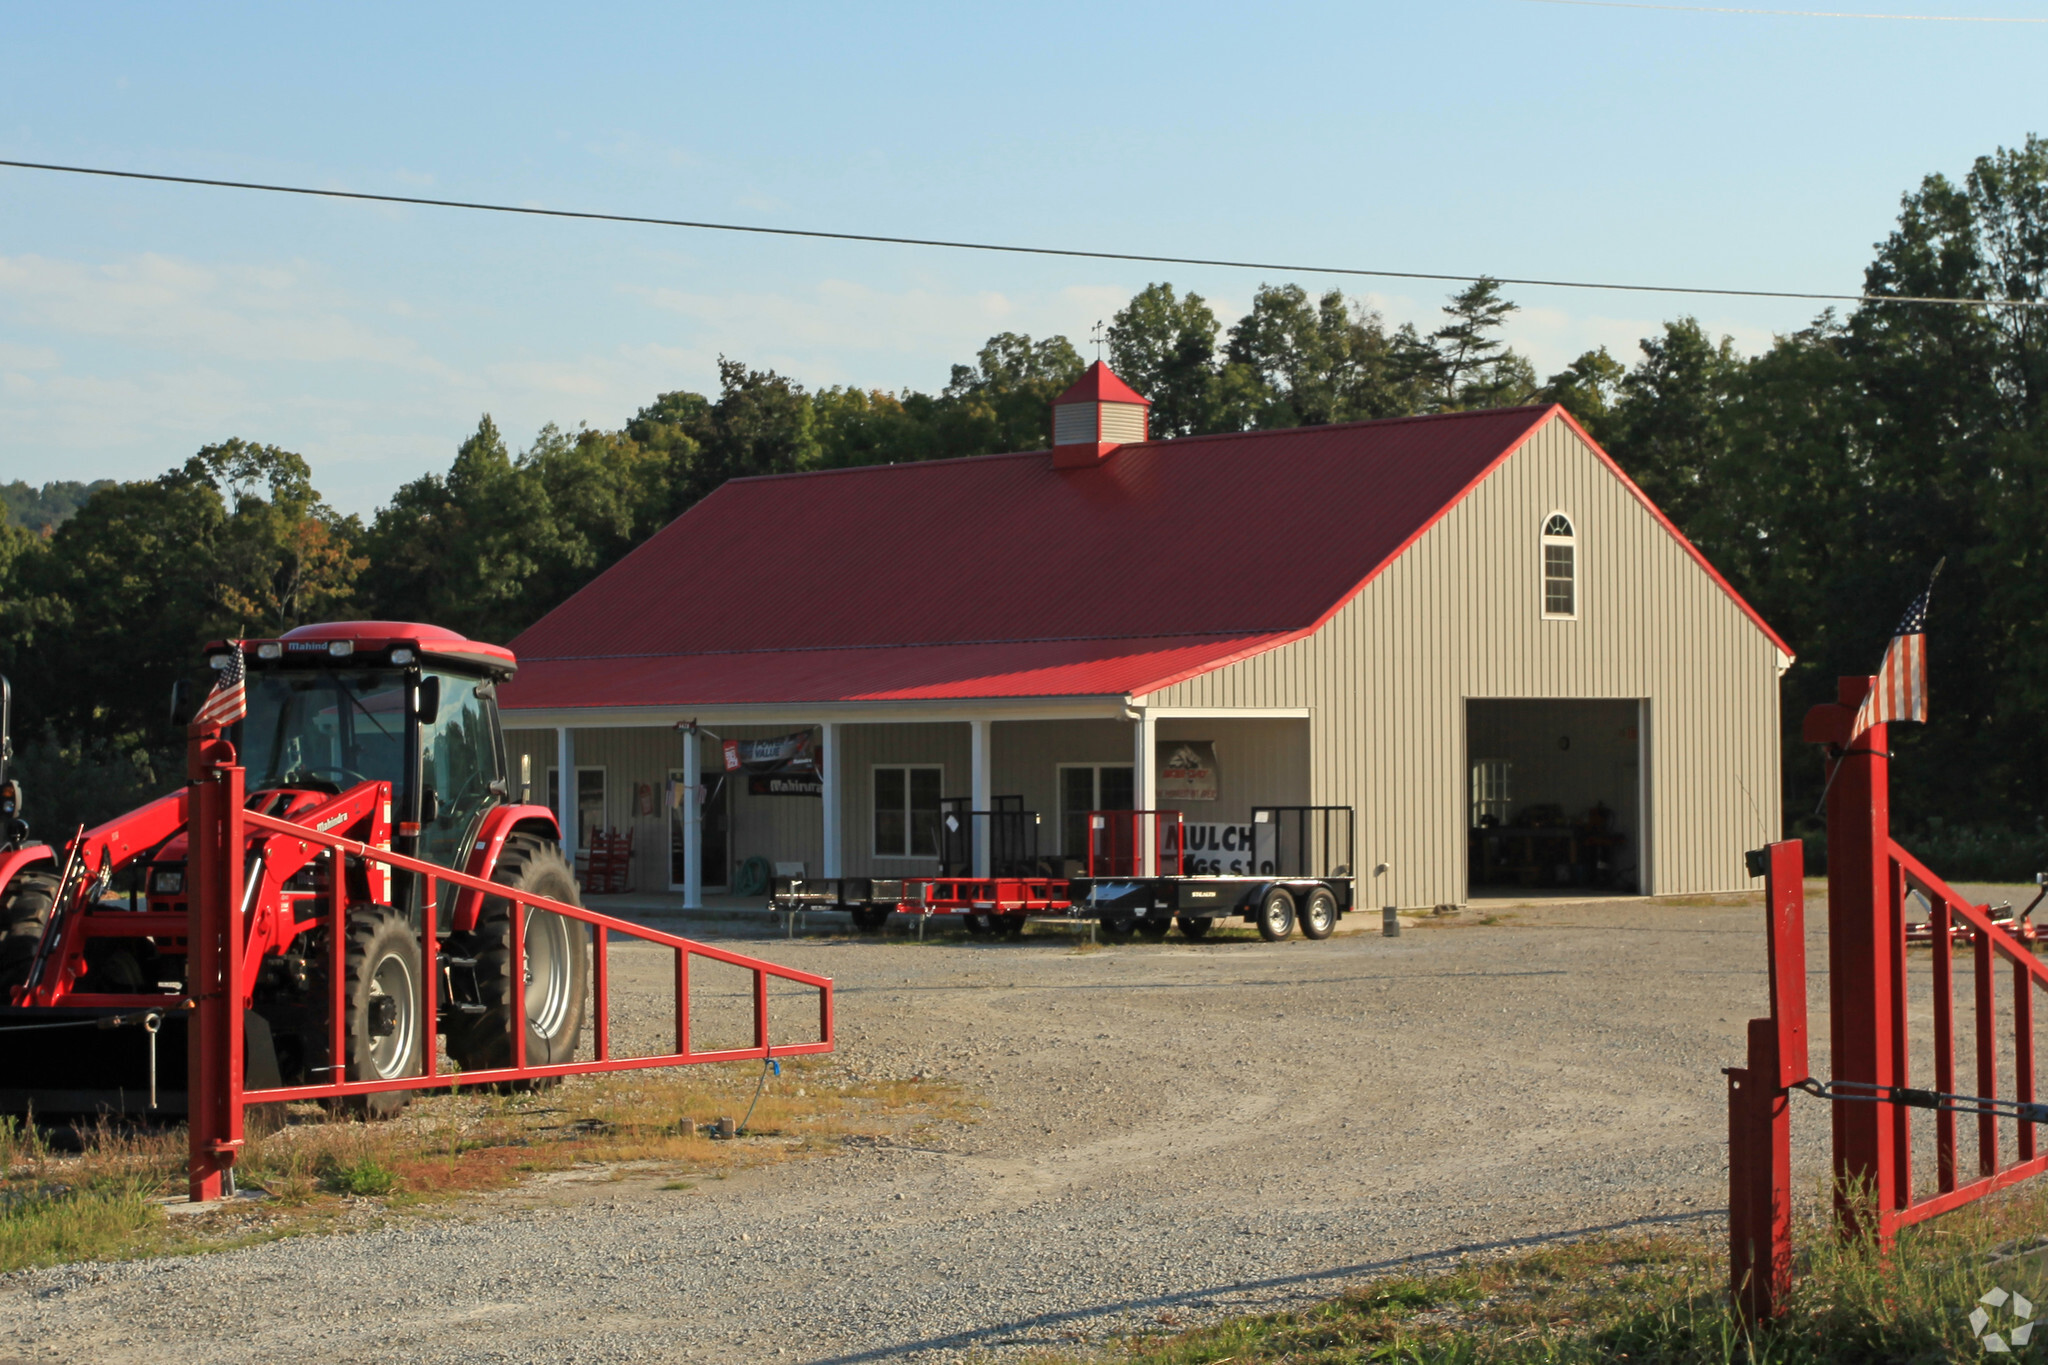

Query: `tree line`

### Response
(4, 136, 2045, 868)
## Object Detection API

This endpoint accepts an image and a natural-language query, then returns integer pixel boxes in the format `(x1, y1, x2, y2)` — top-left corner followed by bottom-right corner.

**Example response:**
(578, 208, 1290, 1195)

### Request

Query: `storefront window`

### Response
(873, 765, 942, 858)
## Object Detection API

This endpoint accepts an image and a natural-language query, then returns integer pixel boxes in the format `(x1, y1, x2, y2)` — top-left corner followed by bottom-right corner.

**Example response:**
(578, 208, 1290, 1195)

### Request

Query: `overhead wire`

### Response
(0, 156, 2041, 310)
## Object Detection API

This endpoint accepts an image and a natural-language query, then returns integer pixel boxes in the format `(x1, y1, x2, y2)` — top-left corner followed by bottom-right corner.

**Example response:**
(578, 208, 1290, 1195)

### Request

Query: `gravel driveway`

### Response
(2, 894, 1827, 1363)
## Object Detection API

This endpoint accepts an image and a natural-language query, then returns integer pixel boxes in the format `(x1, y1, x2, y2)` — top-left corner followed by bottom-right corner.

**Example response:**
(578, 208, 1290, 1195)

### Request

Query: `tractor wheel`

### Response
(1137, 918, 1172, 941)
(1176, 915, 1213, 940)
(447, 835, 589, 1080)
(1256, 888, 1297, 942)
(0, 867, 59, 990)
(1299, 887, 1338, 940)
(310, 905, 425, 1120)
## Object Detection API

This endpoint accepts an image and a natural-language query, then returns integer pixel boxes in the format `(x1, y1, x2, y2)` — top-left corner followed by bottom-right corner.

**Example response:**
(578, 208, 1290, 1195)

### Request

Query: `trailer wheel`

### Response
(962, 913, 994, 937)
(448, 835, 589, 1080)
(849, 907, 890, 934)
(1137, 918, 1171, 941)
(1256, 888, 1297, 942)
(1000, 915, 1028, 938)
(1098, 914, 1135, 941)
(0, 867, 59, 990)
(1176, 915, 1212, 940)
(1299, 887, 1338, 940)
(309, 905, 424, 1119)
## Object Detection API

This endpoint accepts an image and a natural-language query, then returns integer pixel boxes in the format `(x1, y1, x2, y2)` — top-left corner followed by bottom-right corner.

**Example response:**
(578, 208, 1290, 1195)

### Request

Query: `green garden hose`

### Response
(734, 855, 771, 897)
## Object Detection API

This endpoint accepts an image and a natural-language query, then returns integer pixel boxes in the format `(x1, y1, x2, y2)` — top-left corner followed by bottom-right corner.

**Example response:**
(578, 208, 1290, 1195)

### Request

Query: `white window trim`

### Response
(1056, 762, 1136, 857)
(870, 763, 944, 861)
(1540, 510, 1578, 621)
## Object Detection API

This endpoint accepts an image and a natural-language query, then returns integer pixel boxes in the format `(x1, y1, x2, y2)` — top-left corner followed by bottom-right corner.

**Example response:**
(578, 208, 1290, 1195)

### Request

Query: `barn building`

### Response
(498, 364, 1791, 909)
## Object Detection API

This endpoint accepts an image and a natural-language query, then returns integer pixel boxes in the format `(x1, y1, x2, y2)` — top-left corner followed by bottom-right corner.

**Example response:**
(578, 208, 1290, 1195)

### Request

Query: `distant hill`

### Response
(1, 479, 115, 534)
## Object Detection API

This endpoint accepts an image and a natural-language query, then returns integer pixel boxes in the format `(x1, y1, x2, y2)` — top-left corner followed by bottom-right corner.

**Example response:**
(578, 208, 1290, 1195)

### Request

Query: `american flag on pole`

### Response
(1852, 562, 1942, 739)
(192, 644, 248, 730)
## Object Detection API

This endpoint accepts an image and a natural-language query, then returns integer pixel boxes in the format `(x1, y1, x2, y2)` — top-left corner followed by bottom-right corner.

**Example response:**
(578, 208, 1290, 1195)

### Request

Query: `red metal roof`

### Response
(1053, 361, 1149, 407)
(503, 405, 1788, 711)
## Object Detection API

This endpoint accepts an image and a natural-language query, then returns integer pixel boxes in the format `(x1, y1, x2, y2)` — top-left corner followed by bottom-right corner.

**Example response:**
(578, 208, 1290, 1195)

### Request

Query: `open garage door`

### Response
(1466, 699, 1643, 895)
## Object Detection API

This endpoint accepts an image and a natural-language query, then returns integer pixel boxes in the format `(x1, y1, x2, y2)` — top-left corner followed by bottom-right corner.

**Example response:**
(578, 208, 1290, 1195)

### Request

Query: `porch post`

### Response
(682, 728, 703, 910)
(556, 726, 575, 863)
(1133, 708, 1156, 876)
(822, 721, 843, 879)
(971, 718, 992, 877)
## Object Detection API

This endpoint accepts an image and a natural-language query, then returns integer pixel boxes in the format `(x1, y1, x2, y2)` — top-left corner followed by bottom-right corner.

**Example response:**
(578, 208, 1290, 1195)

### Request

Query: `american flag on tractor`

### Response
(192, 644, 248, 730)
(1853, 562, 1942, 739)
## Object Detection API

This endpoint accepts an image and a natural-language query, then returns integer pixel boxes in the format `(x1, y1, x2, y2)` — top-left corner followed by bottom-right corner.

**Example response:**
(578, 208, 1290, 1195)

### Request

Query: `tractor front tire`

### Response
(447, 836, 590, 1079)
(0, 867, 59, 991)
(317, 905, 425, 1120)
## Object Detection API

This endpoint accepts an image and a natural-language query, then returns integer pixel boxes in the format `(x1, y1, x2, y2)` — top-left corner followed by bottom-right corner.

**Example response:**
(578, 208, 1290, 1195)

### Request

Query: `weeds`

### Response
(1052, 1179, 2048, 1364)
(0, 1057, 964, 1273)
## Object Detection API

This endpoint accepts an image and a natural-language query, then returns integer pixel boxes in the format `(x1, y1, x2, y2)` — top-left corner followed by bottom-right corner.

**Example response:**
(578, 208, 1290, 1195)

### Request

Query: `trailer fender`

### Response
(451, 804, 563, 932)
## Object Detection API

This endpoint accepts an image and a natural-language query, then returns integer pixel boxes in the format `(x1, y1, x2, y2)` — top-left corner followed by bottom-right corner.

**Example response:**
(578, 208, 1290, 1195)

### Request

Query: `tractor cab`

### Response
(212, 622, 520, 902)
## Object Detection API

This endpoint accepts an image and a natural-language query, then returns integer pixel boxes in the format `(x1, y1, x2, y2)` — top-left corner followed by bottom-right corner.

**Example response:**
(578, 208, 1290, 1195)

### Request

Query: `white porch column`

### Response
(682, 730, 703, 910)
(821, 721, 843, 879)
(1132, 709, 1157, 876)
(970, 718, 992, 877)
(555, 726, 576, 862)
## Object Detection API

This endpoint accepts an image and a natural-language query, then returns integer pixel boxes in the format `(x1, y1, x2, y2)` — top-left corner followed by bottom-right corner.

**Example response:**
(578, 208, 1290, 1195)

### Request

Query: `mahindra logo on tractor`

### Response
(315, 813, 350, 833)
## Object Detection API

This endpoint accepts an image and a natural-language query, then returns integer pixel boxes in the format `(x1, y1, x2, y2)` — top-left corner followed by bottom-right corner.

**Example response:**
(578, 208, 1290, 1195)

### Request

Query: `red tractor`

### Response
(0, 621, 589, 1119)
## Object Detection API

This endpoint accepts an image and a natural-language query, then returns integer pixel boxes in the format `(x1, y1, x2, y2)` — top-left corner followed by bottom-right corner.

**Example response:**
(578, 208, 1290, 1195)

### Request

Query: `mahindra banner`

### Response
(723, 730, 818, 775)
(1157, 740, 1219, 802)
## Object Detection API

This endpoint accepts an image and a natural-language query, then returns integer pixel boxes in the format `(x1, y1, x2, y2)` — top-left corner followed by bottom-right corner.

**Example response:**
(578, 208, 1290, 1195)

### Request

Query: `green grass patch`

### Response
(0, 1180, 164, 1271)
(1055, 1181, 2048, 1364)
(318, 1155, 397, 1197)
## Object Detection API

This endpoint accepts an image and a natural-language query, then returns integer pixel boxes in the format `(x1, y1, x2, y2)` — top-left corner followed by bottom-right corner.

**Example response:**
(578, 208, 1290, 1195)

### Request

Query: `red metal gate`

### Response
(185, 738, 833, 1202)
(1729, 675, 2048, 1319)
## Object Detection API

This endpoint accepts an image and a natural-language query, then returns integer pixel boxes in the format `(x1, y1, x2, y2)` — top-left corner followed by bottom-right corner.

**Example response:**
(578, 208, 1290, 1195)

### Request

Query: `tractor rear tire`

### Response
(312, 905, 425, 1120)
(0, 867, 59, 991)
(447, 836, 590, 1080)
(1256, 888, 1297, 942)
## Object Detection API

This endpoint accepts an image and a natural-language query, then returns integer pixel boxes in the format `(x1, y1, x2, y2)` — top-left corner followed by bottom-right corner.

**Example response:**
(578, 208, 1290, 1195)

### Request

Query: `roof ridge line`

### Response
(521, 628, 1292, 664)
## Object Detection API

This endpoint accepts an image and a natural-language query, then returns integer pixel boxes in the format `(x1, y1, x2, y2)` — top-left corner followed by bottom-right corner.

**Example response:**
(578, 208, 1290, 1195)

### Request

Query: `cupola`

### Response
(1050, 362, 1150, 468)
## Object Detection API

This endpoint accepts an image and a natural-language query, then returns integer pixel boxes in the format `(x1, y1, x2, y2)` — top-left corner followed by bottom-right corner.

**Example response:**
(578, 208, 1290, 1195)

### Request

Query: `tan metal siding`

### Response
(1144, 414, 1782, 904)
(839, 722, 971, 877)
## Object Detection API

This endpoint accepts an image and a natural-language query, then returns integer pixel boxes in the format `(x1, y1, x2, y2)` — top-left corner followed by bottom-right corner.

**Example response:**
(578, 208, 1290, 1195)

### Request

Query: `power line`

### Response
(0, 156, 2039, 310)
(1518, 0, 2048, 20)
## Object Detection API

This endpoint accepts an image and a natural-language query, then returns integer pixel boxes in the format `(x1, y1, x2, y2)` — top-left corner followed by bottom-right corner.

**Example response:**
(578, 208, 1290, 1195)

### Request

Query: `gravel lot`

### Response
(3, 892, 1850, 1363)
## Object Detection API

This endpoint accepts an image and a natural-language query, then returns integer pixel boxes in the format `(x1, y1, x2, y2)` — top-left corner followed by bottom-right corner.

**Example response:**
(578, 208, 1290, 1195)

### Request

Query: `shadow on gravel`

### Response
(802, 1208, 1725, 1364)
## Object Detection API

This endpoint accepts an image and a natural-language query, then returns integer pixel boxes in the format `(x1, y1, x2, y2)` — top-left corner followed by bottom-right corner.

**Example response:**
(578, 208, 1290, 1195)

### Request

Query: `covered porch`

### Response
(501, 703, 1311, 905)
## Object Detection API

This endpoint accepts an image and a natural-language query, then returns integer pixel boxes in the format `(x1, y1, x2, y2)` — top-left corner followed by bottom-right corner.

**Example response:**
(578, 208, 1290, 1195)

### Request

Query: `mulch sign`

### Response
(1157, 740, 1218, 802)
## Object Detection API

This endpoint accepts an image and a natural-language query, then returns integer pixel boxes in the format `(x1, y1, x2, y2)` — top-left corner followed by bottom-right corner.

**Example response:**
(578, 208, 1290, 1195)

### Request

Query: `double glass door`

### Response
(668, 768, 730, 890)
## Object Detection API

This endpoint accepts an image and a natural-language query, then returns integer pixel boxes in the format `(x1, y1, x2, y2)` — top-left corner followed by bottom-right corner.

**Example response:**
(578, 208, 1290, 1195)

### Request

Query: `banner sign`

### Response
(748, 773, 822, 798)
(723, 730, 818, 774)
(1166, 820, 1275, 876)
(1157, 740, 1219, 802)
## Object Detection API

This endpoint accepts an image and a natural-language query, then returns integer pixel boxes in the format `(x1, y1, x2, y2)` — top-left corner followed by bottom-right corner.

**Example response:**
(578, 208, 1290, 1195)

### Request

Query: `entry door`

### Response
(1059, 764, 1134, 858)
(668, 768, 733, 890)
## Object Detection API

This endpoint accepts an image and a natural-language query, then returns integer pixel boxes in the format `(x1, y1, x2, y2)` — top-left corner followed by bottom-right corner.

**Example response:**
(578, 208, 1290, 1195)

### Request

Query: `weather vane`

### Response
(1090, 319, 1105, 362)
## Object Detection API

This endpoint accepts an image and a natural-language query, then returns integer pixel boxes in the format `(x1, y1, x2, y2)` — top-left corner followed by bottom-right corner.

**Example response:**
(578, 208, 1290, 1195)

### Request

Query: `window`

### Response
(1058, 763, 1135, 857)
(1470, 760, 1512, 828)
(546, 766, 608, 848)
(873, 765, 943, 858)
(1542, 513, 1576, 618)
(417, 673, 503, 874)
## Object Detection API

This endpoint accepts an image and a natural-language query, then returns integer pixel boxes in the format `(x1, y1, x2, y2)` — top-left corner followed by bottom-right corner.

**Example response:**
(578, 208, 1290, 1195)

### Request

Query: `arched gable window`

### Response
(1542, 513, 1577, 618)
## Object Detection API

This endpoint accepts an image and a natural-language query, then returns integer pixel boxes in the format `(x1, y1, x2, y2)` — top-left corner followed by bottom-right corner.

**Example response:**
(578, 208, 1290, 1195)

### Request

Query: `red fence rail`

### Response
(1730, 675, 2048, 1321)
(186, 747, 832, 1201)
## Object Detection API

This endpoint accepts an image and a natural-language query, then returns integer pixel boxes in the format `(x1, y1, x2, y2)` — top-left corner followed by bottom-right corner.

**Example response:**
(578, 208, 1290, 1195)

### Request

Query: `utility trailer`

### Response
(1066, 806, 1357, 942)
(771, 802, 1359, 945)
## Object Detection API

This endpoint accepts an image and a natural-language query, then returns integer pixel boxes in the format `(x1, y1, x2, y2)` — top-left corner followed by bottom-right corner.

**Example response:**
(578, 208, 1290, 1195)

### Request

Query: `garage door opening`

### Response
(1467, 699, 1643, 895)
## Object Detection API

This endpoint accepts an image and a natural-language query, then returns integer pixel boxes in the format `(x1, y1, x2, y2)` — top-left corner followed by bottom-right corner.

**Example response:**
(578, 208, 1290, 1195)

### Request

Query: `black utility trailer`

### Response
(1066, 806, 1356, 942)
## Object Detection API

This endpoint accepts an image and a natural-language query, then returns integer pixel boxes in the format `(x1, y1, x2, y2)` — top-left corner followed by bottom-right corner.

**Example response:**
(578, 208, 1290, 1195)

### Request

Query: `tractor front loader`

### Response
(0, 621, 591, 1119)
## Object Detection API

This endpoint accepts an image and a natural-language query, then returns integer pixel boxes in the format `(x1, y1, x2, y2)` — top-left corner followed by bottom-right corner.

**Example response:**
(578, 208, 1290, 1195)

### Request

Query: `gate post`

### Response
(1817, 675, 1898, 1238)
(1728, 1019, 1792, 1323)
(186, 738, 246, 1202)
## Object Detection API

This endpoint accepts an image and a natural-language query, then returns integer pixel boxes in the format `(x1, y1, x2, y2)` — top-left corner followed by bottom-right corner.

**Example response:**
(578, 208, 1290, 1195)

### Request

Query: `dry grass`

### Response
(0, 1057, 966, 1273)
(1045, 1179, 2048, 1364)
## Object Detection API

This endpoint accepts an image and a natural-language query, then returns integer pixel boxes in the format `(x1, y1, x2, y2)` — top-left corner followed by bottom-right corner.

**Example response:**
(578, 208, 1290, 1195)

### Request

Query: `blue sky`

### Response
(1, 1, 2042, 514)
